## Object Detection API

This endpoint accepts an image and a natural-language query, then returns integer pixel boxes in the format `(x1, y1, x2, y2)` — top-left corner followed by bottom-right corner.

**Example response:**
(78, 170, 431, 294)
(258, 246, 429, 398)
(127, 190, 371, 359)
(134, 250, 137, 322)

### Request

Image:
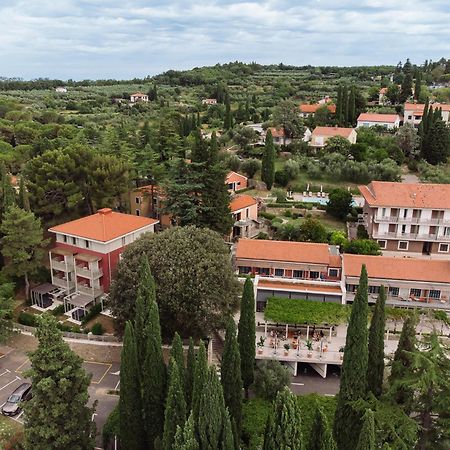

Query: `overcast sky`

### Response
(1, 0, 449, 80)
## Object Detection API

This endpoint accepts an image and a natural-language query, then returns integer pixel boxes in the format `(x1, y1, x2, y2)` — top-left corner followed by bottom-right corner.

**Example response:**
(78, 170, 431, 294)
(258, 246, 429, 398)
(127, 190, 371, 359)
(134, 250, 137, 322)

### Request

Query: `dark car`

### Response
(1, 383, 32, 416)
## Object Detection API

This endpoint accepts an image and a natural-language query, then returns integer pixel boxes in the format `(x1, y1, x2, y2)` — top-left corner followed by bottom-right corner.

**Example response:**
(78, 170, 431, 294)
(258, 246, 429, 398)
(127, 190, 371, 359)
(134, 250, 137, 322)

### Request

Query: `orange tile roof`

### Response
(258, 279, 343, 294)
(358, 181, 450, 209)
(300, 103, 336, 114)
(131, 92, 147, 97)
(404, 102, 450, 113)
(226, 171, 248, 184)
(230, 195, 257, 212)
(343, 254, 450, 284)
(49, 208, 158, 242)
(379, 87, 388, 94)
(357, 113, 400, 123)
(267, 127, 286, 138)
(312, 126, 354, 138)
(236, 239, 340, 266)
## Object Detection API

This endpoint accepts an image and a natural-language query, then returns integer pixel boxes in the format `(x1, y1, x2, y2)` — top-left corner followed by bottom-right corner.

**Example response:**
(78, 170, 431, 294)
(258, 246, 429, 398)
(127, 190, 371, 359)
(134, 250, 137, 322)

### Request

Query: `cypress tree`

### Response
(348, 86, 356, 126)
(192, 340, 208, 424)
(163, 360, 187, 450)
(185, 337, 196, 410)
(261, 130, 275, 190)
(221, 319, 243, 433)
(263, 387, 303, 450)
(18, 177, 30, 211)
(336, 85, 343, 125)
(334, 265, 369, 450)
(210, 131, 219, 160)
(237, 277, 256, 398)
(342, 84, 349, 126)
(198, 367, 226, 450)
(224, 93, 232, 130)
(309, 407, 337, 450)
(119, 322, 145, 450)
(423, 117, 450, 165)
(141, 294, 166, 448)
(355, 409, 376, 450)
(174, 413, 199, 450)
(388, 314, 417, 412)
(170, 332, 185, 384)
(221, 408, 236, 450)
(367, 286, 386, 398)
(134, 255, 155, 365)
(23, 315, 95, 450)
(414, 72, 422, 100)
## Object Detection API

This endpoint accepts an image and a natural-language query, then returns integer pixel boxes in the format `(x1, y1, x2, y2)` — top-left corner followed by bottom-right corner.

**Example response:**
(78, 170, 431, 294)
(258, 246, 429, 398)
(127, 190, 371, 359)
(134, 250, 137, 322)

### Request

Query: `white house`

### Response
(202, 98, 217, 105)
(55, 87, 67, 93)
(310, 127, 357, 148)
(130, 92, 149, 103)
(356, 113, 401, 129)
(404, 103, 450, 128)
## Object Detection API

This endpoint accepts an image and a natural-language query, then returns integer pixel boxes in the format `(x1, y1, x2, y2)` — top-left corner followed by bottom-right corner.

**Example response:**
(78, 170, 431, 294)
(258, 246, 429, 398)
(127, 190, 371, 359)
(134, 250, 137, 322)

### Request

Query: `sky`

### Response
(0, 0, 449, 80)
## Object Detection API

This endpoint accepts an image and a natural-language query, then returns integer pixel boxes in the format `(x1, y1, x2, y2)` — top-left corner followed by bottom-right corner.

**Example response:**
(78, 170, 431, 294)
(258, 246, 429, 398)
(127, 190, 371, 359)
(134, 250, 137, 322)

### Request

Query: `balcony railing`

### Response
(75, 266, 103, 279)
(52, 276, 75, 290)
(373, 231, 449, 241)
(77, 284, 104, 298)
(51, 259, 73, 272)
(257, 275, 342, 285)
(374, 215, 448, 225)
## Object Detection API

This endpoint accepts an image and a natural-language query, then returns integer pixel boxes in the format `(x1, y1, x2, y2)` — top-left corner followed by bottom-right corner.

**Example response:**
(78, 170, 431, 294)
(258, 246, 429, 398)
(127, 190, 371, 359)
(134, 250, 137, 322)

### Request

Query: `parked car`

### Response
(1, 383, 32, 416)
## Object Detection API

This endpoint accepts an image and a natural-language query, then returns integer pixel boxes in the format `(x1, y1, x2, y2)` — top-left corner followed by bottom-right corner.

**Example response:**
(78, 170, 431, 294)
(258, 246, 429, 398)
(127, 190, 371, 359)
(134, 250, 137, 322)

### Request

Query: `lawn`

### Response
(0, 415, 23, 448)
(264, 297, 350, 325)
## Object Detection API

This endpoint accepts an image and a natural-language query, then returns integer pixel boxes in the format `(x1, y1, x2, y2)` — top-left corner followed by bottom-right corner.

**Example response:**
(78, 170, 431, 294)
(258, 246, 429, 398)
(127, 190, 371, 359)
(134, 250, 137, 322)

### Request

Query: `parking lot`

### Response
(0, 346, 119, 447)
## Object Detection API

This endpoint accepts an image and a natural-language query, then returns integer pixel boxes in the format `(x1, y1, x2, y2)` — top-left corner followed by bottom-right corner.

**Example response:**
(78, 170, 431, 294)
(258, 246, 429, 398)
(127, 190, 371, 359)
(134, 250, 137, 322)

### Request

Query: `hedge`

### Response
(81, 303, 102, 325)
(18, 312, 37, 327)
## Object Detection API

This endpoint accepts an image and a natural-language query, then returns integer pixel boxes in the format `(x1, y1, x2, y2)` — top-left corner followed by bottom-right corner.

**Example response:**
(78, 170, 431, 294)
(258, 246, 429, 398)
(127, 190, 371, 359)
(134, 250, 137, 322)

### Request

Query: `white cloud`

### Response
(0, 0, 448, 79)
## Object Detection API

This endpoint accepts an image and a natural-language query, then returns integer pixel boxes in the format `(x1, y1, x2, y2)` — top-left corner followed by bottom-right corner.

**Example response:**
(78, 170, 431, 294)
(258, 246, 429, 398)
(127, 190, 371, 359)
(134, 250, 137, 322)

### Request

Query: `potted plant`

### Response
(283, 343, 290, 356)
(257, 336, 266, 354)
(306, 340, 313, 357)
(339, 346, 345, 360)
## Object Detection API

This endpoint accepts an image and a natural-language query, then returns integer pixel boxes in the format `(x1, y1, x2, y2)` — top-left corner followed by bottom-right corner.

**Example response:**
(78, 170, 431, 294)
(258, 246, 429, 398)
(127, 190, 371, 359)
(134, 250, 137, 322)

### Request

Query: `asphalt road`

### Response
(0, 346, 119, 449)
(290, 362, 340, 396)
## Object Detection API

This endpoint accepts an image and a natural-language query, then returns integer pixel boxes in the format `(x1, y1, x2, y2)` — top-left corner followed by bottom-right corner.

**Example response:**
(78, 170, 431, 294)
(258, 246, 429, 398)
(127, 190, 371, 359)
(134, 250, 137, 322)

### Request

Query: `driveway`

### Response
(0, 346, 119, 448)
(290, 362, 340, 396)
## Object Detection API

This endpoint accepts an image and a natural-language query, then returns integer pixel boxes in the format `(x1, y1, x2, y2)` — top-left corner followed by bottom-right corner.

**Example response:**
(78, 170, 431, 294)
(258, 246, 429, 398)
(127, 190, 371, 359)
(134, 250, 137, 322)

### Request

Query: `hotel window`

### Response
(368, 286, 380, 294)
(381, 208, 386, 217)
(346, 284, 358, 292)
(274, 268, 284, 277)
(135, 197, 141, 204)
(135, 209, 140, 216)
(388, 287, 399, 297)
(377, 240, 387, 249)
(121, 237, 126, 246)
(85, 240, 90, 249)
(239, 266, 251, 275)
(398, 241, 409, 250)
(410, 288, 421, 298)
(310, 271, 320, 279)
(258, 267, 270, 276)
(72, 237, 76, 245)
(444, 227, 450, 236)
(328, 268, 339, 278)
(63, 235, 67, 243)
(293, 270, 304, 278)
(429, 290, 441, 299)
(438, 243, 449, 253)
(401, 225, 407, 234)
(403, 209, 408, 218)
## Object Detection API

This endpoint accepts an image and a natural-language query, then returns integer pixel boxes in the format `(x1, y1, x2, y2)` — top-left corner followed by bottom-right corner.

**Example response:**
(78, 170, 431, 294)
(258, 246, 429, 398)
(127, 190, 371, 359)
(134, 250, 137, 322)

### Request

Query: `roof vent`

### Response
(97, 208, 112, 215)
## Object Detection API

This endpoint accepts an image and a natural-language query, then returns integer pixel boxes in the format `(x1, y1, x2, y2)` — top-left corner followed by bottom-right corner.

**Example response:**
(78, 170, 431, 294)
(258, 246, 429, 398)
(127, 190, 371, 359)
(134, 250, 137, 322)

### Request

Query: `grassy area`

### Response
(0, 415, 23, 448)
(264, 297, 350, 325)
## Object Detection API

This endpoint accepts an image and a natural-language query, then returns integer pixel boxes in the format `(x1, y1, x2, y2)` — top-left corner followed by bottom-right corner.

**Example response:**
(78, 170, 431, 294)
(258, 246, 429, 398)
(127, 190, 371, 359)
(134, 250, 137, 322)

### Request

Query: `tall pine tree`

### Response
(174, 413, 199, 450)
(263, 387, 303, 450)
(237, 277, 256, 398)
(192, 340, 208, 424)
(221, 319, 243, 433)
(309, 407, 337, 450)
(185, 337, 196, 410)
(163, 360, 187, 450)
(118, 322, 145, 450)
(170, 332, 185, 384)
(348, 86, 356, 126)
(261, 130, 275, 190)
(367, 286, 386, 398)
(23, 315, 96, 450)
(334, 265, 369, 450)
(342, 84, 349, 126)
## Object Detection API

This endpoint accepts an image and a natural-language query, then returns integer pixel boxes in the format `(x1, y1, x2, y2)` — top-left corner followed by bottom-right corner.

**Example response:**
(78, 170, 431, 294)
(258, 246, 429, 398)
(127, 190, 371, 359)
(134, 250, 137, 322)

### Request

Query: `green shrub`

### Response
(242, 398, 271, 450)
(253, 360, 290, 401)
(81, 303, 102, 325)
(57, 322, 81, 333)
(18, 311, 37, 327)
(259, 211, 276, 220)
(283, 209, 292, 217)
(255, 232, 269, 240)
(102, 405, 119, 449)
(274, 170, 289, 187)
(51, 305, 65, 316)
(91, 323, 104, 335)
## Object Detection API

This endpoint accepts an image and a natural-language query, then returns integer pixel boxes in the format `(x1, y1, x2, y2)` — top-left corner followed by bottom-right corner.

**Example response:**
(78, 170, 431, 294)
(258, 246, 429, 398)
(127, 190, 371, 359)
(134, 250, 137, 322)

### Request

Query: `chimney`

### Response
(97, 208, 112, 215)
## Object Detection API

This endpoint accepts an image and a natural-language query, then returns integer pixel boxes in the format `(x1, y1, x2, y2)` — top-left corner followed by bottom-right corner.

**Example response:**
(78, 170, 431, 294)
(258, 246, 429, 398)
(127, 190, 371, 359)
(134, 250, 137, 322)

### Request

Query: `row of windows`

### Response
(346, 285, 441, 299)
(238, 267, 339, 278)
(62, 235, 90, 248)
(377, 240, 449, 253)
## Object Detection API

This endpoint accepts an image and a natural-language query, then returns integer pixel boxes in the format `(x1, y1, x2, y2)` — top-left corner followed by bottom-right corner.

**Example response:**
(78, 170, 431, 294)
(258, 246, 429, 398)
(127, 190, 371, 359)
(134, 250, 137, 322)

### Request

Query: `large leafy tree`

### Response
(263, 387, 303, 449)
(109, 226, 240, 337)
(237, 277, 256, 398)
(261, 130, 275, 190)
(0, 281, 14, 343)
(334, 265, 369, 450)
(221, 320, 243, 433)
(326, 188, 353, 220)
(23, 315, 95, 450)
(272, 100, 305, 142)
(119, 321, 145, 450)
(367, 286, 386, 398)
(1, 205, 47, 299)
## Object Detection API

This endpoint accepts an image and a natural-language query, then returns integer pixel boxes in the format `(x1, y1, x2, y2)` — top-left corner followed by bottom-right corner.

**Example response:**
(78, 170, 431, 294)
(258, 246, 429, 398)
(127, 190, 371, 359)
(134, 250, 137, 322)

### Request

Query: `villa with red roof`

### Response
(359, 181, 450, 258)
(130, 92, 149, 103)
(226, 171, 248, 192)
(299, 103, 336, 117)
(45, 208, 158, 320)
(403, 102, 450, 127)
(235, 239, 450, 311)
(357, 113, 401, 129)
(230, 195, 259, 240)
(310, 126, 357, 147)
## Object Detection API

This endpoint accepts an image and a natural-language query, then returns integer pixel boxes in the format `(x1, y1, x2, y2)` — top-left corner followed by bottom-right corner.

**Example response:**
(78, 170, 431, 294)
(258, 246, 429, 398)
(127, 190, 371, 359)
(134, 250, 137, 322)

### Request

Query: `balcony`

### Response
(373, 231, 449, 242)
(52, 276, 75, 290)
(51, 259, 73, 272)
(77, 284, 104, 298)
(374, 215, 448, 226)
(75, 265, 103, 279)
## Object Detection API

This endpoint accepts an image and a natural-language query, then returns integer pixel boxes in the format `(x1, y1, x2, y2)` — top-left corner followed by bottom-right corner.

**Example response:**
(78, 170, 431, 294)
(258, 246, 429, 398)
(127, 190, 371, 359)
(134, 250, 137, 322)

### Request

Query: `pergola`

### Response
(30, 283, 64, 308)
(257, 320, 335, 341)
(64, 293, 94, 321)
